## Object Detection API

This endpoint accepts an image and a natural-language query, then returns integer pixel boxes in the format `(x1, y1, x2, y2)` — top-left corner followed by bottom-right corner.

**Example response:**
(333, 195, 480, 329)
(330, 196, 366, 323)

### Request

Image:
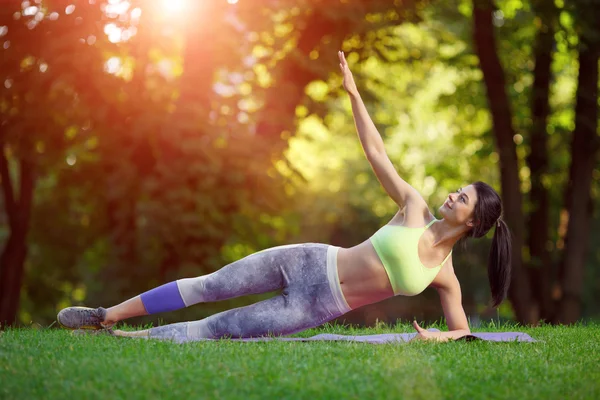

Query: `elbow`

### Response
(365, 149, 380, 160)
(365, 148, 386, 161)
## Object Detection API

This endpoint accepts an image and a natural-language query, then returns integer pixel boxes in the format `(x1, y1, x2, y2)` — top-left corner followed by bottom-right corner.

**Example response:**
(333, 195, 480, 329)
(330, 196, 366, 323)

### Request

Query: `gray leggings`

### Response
(142, 244, 351, 342)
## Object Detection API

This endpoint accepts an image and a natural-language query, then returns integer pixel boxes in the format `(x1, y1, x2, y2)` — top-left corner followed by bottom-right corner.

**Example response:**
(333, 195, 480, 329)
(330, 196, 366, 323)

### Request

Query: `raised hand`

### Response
(338, 51, 358, 96)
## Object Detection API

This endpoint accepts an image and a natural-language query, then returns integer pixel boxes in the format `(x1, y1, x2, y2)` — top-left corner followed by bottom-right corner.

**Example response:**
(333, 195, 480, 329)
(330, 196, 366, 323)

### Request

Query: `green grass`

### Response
(1, 321, 599, 400)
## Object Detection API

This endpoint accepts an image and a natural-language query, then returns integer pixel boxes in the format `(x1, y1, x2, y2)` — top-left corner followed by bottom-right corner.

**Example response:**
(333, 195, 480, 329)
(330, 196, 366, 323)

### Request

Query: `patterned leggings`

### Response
(135, 244, 351, 343)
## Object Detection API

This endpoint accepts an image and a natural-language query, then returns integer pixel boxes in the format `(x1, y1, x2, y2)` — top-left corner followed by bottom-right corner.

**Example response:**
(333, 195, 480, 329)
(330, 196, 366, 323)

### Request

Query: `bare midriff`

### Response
(336, 239, 395, 310)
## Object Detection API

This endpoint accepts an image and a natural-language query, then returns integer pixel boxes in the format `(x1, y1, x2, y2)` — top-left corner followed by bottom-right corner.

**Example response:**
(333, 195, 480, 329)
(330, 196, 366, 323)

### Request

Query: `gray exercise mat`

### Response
(197, 329, 536, 343)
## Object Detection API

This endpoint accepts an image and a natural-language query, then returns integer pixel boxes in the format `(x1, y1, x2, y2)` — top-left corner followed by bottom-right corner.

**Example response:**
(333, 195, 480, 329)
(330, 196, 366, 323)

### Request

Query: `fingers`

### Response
(412, 320, 423, 332)
(338, 50, 347, 67)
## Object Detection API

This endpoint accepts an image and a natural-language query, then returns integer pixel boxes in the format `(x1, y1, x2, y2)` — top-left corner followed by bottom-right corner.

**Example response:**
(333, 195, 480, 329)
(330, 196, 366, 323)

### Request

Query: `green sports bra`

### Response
(370, 219, 452, 297)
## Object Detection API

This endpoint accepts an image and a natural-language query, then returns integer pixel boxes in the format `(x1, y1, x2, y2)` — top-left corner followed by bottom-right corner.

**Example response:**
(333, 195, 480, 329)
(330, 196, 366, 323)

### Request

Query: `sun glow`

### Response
(162, 0, 186, 13)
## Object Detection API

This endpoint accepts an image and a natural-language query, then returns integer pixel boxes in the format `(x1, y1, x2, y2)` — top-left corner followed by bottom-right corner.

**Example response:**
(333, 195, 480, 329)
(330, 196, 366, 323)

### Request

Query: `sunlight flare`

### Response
(162, 0, 186, 13)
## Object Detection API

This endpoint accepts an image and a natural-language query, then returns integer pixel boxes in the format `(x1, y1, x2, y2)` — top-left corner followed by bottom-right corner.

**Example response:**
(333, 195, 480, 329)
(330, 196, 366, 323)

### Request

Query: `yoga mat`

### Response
(183, 329, 535, 343)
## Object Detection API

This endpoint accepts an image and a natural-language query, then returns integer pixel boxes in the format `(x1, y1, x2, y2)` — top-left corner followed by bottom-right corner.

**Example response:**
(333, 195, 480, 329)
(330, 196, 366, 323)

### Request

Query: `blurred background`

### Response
(0, 0, 598, 329)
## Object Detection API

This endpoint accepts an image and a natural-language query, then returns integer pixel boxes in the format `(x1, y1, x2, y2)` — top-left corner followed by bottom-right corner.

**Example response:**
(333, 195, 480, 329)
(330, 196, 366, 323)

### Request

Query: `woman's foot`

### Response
(112, 329, 150, 338)
(57, 306, 112, 330)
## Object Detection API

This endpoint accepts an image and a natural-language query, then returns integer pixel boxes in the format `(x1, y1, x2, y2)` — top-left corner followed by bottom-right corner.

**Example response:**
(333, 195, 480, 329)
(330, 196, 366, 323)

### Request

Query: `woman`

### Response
(57, 51, 512, 342)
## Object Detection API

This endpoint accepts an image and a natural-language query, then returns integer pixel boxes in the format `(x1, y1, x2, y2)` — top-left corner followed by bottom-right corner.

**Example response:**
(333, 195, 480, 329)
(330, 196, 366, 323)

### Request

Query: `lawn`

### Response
(1, 321, 598, 400)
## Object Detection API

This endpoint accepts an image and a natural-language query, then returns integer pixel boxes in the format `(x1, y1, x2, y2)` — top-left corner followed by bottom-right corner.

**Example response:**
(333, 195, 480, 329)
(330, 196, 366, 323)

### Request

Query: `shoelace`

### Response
(74, 307, 106, 328)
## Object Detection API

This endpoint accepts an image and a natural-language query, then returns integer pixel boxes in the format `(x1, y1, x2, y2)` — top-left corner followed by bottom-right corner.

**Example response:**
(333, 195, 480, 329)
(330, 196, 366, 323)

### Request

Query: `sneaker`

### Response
(57, 307, 108, 330)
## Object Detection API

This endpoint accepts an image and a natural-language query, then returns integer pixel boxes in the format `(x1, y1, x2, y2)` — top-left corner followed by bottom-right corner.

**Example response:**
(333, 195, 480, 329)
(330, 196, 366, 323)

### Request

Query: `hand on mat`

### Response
(412, 320, 446, 342)
(338, 51, 358, 96)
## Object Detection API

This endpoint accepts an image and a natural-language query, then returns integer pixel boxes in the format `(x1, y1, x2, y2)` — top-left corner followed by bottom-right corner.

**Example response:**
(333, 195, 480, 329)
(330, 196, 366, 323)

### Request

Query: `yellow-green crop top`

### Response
(370, 219, 452, 296)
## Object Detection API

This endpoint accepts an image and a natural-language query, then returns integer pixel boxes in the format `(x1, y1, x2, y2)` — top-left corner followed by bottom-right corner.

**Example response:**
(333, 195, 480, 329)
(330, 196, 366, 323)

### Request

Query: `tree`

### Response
(0, 1, 111, 325)
(472, 0, 599, 324)
(472, 0, 533, 323)
(554, 0, 600, 323)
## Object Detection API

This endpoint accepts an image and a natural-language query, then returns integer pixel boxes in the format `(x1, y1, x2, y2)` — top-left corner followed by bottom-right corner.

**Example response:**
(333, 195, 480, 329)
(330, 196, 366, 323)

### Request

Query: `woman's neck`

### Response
(426, 218, 467, 248)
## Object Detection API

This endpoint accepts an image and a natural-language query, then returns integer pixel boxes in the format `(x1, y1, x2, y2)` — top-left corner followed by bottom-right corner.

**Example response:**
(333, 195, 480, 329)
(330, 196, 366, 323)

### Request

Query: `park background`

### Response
(0, 0, 598, 330)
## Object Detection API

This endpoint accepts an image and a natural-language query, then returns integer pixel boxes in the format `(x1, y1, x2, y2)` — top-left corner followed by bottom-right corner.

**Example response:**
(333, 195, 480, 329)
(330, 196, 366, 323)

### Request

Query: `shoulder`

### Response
(404, 195, 436, 226)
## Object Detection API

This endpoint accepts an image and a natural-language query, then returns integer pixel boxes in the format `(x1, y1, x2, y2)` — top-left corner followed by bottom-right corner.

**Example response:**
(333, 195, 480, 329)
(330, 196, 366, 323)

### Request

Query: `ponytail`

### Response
(488, 219, 512, 307)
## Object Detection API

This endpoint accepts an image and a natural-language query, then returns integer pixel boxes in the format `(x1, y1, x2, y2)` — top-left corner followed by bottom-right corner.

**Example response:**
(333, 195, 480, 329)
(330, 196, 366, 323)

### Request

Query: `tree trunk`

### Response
(472, 0, 535, 324)
(153, 1, 226, 276)
(0, 151, 35, 327)
(553, 36, 599, 324)
(0, 235, 28, 327)
(526, 6, 556, 323)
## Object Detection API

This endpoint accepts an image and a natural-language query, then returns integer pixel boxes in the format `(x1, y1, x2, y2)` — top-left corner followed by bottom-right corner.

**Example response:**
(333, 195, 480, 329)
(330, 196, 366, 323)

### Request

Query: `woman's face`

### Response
(438, 184, 478, 227)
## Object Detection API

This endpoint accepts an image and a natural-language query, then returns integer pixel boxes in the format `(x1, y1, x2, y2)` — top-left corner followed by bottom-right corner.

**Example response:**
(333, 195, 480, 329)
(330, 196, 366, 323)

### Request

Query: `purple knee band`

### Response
(140, 281, 186, 314)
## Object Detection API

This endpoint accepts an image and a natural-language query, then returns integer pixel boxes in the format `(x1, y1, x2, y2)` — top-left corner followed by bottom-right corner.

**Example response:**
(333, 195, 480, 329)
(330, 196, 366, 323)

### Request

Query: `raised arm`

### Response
(338, 51, 422, 208)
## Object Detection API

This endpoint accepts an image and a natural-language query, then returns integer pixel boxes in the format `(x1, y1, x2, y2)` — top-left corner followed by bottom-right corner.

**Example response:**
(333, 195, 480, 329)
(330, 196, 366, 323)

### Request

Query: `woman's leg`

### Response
(113, 245, 352, 342)
(112, 294, 308, 341)
(111, 244, 303, 319)
(113, 281, 340, 341)
(58, 244, 306, 329)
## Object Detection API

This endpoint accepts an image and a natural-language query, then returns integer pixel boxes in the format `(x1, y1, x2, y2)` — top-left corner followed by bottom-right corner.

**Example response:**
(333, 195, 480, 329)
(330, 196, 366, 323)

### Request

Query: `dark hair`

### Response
(466, 181, 512, 307)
